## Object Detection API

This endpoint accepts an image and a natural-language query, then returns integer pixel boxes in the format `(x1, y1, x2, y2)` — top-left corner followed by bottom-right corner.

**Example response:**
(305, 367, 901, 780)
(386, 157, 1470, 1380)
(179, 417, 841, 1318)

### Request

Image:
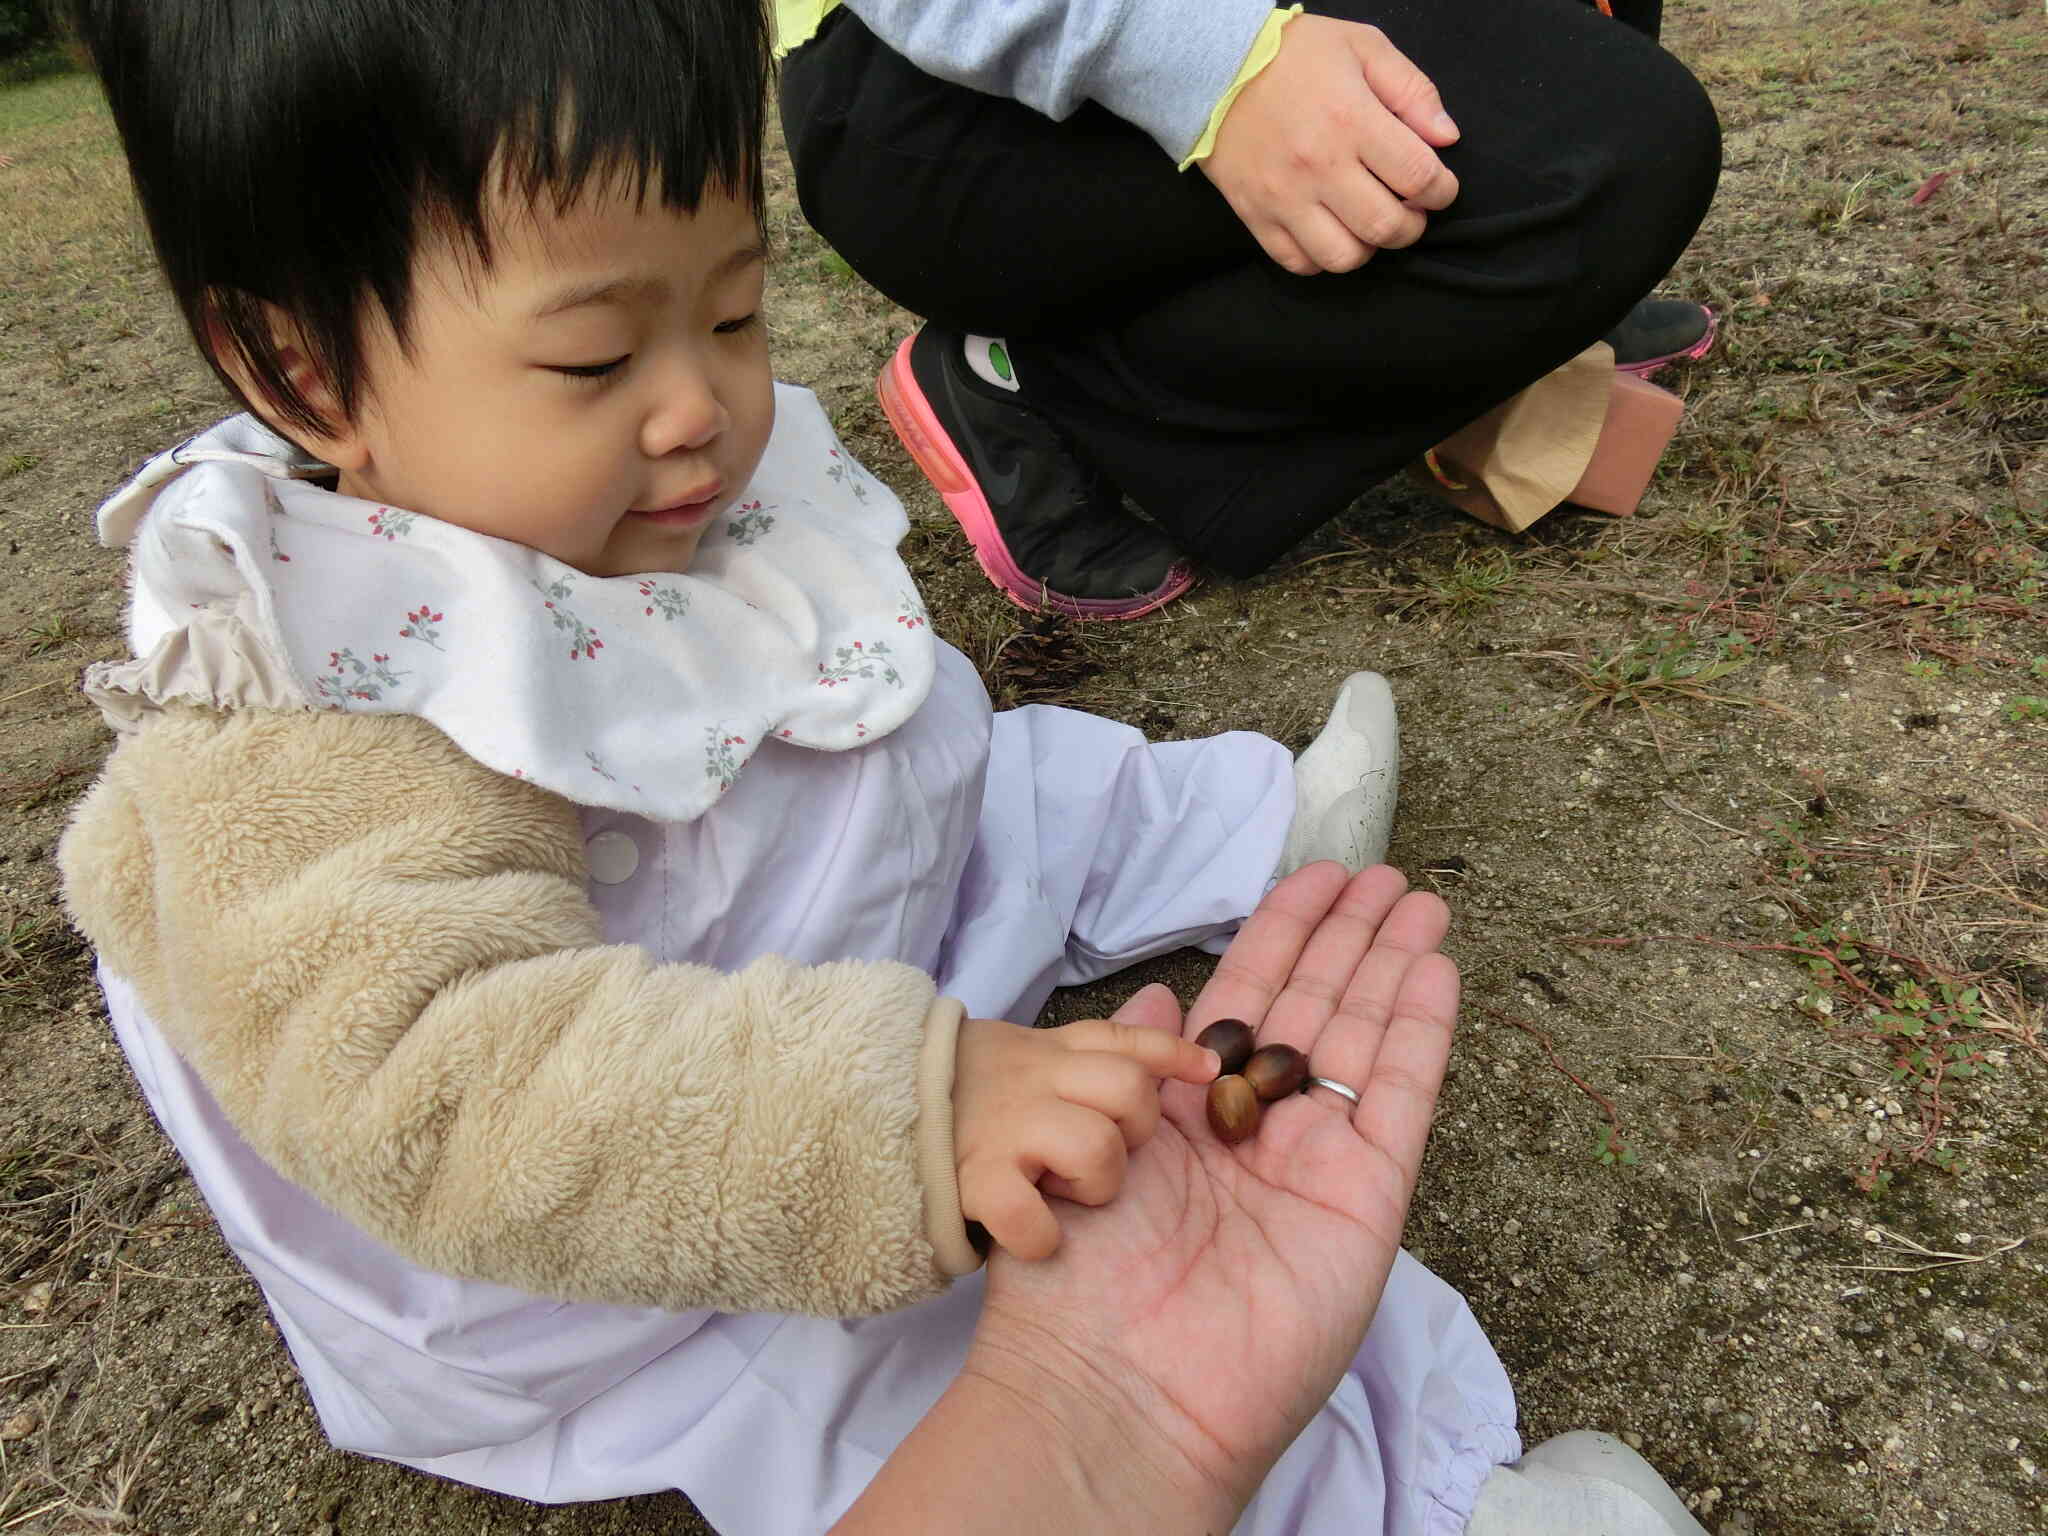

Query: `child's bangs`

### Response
(437, 3, 770, 258)
(70, 0, 771, 440)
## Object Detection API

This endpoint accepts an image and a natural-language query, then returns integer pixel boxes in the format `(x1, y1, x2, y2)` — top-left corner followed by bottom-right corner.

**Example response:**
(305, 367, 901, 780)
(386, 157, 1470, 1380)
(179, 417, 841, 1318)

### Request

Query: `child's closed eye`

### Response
(549, 356, 630, 381)
(713, 313, 759, 336)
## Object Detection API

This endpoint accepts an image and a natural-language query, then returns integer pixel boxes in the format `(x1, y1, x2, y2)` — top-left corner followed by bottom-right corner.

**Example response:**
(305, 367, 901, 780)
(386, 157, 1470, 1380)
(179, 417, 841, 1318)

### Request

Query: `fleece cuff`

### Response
(915, 995, 982, 1276)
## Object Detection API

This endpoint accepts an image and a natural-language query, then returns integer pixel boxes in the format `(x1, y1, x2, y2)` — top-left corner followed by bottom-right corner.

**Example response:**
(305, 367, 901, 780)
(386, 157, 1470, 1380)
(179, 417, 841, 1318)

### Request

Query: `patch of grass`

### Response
(0, 755, 95, 812)
(0, 42, 71, 89)
(0, 65, 94, 138)
(19, 613, 76, 655)
(0, 1118, 181, 1531)
(0, 903, 84, 1005)
(0, 71, 154, 372)
(0, 1121, 182, 1312)
(1804, 171, 1885, 234)
(1417, 547, 1521, 621)
(1753, 792, 2046, 1193)
(1848, 321, 2048, 442)
(1577, 771, 2044, 1203)
(1628, 396, 2045, 681)
(1552, 627, 1760, 721)
(1785, 920, 2007, 1194)
(1, 1419, 164, 1533)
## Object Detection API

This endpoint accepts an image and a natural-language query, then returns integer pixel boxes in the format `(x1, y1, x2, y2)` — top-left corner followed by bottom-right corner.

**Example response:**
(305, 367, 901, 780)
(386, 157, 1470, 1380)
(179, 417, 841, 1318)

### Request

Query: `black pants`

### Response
(781, 0, 1720, 575)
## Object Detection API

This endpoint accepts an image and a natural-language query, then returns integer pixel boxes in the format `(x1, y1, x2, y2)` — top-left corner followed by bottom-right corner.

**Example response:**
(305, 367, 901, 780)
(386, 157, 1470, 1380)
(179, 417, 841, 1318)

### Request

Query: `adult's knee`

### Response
(1603, 43, 1722, 264)
(1513, 33, 1719, 336)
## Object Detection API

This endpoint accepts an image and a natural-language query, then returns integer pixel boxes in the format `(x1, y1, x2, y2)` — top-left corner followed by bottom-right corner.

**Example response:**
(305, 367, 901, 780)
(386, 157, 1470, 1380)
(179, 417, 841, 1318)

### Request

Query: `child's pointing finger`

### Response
(1058, 1015, 1220, 1086)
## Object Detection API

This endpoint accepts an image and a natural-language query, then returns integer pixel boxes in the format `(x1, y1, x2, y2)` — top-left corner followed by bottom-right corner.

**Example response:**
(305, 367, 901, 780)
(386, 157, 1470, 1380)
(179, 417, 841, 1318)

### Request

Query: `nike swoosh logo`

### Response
(941, 366, 1024, 505)
(982, 458, 1022, 504)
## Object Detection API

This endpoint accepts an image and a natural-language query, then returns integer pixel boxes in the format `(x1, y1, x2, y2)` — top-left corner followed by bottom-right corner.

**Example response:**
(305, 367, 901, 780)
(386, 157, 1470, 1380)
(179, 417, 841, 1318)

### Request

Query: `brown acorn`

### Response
(1195, 1018, 1255, 1076)
(1242, 1042, 1309, 1103)
(1205, 1074, 1262, 1144)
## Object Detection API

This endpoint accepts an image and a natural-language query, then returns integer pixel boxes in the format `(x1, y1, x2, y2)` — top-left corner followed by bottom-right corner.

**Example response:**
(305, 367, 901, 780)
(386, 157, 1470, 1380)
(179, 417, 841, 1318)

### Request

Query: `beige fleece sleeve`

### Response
(58, 705, 980, 1316)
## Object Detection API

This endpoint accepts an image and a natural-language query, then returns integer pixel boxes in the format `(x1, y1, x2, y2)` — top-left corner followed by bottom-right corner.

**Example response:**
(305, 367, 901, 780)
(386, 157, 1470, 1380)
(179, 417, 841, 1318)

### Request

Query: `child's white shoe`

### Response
(1466, 1431, 1712, 1535)
(1276, 671, 1399, 877)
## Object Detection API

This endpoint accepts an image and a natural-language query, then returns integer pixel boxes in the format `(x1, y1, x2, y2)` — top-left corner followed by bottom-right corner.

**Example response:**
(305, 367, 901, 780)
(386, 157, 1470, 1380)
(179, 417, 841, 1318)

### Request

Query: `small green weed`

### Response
(1779, 916, 2013, 1197)
(1856, 1157, 1894, 1197)
(1592, 1126, 1640, 1168)
(21, 614, 78, 655)
(1805, 171, 1882, 234)
(1558, 628, 1758, 721)
(2006, 696, 2048, 724)
(1418, 548, 1520, 620)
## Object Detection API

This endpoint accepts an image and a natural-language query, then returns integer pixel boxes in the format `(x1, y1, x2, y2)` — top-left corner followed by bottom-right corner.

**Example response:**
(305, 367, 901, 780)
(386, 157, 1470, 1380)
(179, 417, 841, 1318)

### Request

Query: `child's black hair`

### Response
(69, 0, 772, 442)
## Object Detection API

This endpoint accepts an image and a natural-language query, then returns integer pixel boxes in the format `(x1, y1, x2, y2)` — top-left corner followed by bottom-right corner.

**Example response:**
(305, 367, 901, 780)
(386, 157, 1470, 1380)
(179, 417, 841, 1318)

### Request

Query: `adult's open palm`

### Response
(973, 864, 1459, 1512)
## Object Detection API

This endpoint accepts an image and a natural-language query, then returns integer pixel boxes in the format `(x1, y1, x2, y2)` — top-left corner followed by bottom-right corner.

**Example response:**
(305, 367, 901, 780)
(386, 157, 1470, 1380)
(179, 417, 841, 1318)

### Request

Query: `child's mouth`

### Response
(632, 484, 722, 525)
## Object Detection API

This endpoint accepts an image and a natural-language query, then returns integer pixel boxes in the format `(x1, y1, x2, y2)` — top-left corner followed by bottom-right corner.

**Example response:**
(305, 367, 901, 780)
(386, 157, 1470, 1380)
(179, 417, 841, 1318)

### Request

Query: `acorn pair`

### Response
(1197, 1019, 1310, 1144)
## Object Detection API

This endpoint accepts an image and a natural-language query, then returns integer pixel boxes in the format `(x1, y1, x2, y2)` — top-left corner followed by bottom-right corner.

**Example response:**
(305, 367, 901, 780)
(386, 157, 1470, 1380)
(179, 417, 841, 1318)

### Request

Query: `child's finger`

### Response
(1026, 1103, 1128, 1208)
(1059, 1016, 1219, 1085)
(964, 1165, 1062, 1262)
(1107, 980, 1183, 1035)
(1053, 1052, 1162, 1149)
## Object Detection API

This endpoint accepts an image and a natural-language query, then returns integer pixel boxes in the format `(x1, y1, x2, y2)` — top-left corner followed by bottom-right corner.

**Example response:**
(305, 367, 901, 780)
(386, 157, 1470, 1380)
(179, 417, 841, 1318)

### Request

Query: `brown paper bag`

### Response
(1410, 343, 1684, 533)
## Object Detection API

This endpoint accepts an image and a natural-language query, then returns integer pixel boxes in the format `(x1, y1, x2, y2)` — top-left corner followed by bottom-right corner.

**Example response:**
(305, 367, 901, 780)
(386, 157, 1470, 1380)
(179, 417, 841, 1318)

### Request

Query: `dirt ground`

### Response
(3, 1, 2044, 1531)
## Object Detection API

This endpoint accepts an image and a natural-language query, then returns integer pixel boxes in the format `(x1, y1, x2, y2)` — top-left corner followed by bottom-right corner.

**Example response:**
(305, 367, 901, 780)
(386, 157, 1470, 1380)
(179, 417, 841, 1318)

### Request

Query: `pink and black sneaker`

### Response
(1606, 297, 1717, 378)
(878, 327, 1194, 620)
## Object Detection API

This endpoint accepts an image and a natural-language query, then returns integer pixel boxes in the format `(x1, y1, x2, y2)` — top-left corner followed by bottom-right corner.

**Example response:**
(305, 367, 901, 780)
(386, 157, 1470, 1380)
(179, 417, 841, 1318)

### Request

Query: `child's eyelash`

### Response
(551, 357, 628, 380)
(549, 317, 753, 380)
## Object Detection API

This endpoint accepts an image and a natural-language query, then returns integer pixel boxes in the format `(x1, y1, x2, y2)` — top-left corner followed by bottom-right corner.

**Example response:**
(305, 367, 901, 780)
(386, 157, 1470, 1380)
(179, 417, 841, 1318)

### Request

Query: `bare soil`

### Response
(2, 2, 2044, 1531)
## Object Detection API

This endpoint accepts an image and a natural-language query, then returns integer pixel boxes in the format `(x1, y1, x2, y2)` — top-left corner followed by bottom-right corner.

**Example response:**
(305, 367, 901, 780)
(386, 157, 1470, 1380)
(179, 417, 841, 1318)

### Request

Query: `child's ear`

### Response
(202, 296, 371, 471)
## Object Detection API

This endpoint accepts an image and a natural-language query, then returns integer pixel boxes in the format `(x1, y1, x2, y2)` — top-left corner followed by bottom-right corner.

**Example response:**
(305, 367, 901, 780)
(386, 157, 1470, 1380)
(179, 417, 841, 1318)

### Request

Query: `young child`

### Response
(46, 2, 1612, 1532)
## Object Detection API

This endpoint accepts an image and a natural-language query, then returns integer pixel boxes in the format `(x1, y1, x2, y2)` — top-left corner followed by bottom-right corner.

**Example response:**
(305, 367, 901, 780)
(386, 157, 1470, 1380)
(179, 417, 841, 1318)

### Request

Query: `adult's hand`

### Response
(1200, 14, 1461, 275)
(830, 864, 1457, 1533)
(973, 863, 1458, 1521)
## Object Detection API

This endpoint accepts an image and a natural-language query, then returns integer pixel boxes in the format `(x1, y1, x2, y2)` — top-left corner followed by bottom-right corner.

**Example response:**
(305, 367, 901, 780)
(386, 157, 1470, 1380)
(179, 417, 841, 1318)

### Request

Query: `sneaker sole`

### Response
(1615, 305, 1717, 379)
(877, 335, 1195, 621)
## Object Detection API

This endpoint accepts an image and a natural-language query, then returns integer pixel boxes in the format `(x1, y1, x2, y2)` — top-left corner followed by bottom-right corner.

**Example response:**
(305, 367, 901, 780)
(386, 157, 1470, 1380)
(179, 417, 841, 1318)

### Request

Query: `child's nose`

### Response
(642, 373, 728, 458)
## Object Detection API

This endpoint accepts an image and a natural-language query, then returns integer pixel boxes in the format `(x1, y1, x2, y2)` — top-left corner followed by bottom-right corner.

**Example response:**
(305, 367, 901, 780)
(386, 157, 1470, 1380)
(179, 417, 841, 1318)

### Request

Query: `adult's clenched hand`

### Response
(1200, 14, 1461, 275)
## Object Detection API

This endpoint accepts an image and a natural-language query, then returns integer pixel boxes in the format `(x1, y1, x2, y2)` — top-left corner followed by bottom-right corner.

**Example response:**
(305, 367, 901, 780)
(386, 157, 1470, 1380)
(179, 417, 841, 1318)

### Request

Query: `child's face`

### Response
(327, 180, 773, 578)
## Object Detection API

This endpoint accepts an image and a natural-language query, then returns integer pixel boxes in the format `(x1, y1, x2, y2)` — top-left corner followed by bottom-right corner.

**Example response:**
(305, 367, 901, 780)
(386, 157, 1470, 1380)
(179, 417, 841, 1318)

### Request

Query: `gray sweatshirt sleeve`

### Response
(837, 0, 1273, 162)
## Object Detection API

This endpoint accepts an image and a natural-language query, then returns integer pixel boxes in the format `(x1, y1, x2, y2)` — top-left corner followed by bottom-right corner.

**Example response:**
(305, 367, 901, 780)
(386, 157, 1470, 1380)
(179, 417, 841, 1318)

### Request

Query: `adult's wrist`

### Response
(832, 1347, 1231, 1535)
(957, 1307, 1249, 1529)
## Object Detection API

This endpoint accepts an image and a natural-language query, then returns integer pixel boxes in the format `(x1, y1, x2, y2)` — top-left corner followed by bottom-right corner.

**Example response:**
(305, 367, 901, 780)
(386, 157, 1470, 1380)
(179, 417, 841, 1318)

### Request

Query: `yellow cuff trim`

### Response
(1178, 5, 1303, 172)
(772, 0, 837, 57)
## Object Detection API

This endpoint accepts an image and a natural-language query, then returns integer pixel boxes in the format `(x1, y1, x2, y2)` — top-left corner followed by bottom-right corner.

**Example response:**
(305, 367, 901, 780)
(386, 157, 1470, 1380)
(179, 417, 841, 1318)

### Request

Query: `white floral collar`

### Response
(85, 385, 935, 821)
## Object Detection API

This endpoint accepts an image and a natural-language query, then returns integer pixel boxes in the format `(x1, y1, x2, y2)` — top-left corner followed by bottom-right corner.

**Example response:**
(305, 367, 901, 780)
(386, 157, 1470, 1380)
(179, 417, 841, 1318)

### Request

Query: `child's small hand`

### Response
(952, 1015, 1219, 1261)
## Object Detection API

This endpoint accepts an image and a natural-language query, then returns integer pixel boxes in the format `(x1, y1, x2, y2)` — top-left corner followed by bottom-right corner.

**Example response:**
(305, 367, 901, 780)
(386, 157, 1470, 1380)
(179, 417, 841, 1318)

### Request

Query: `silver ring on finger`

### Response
(1305, 1074, 1362, 1109)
